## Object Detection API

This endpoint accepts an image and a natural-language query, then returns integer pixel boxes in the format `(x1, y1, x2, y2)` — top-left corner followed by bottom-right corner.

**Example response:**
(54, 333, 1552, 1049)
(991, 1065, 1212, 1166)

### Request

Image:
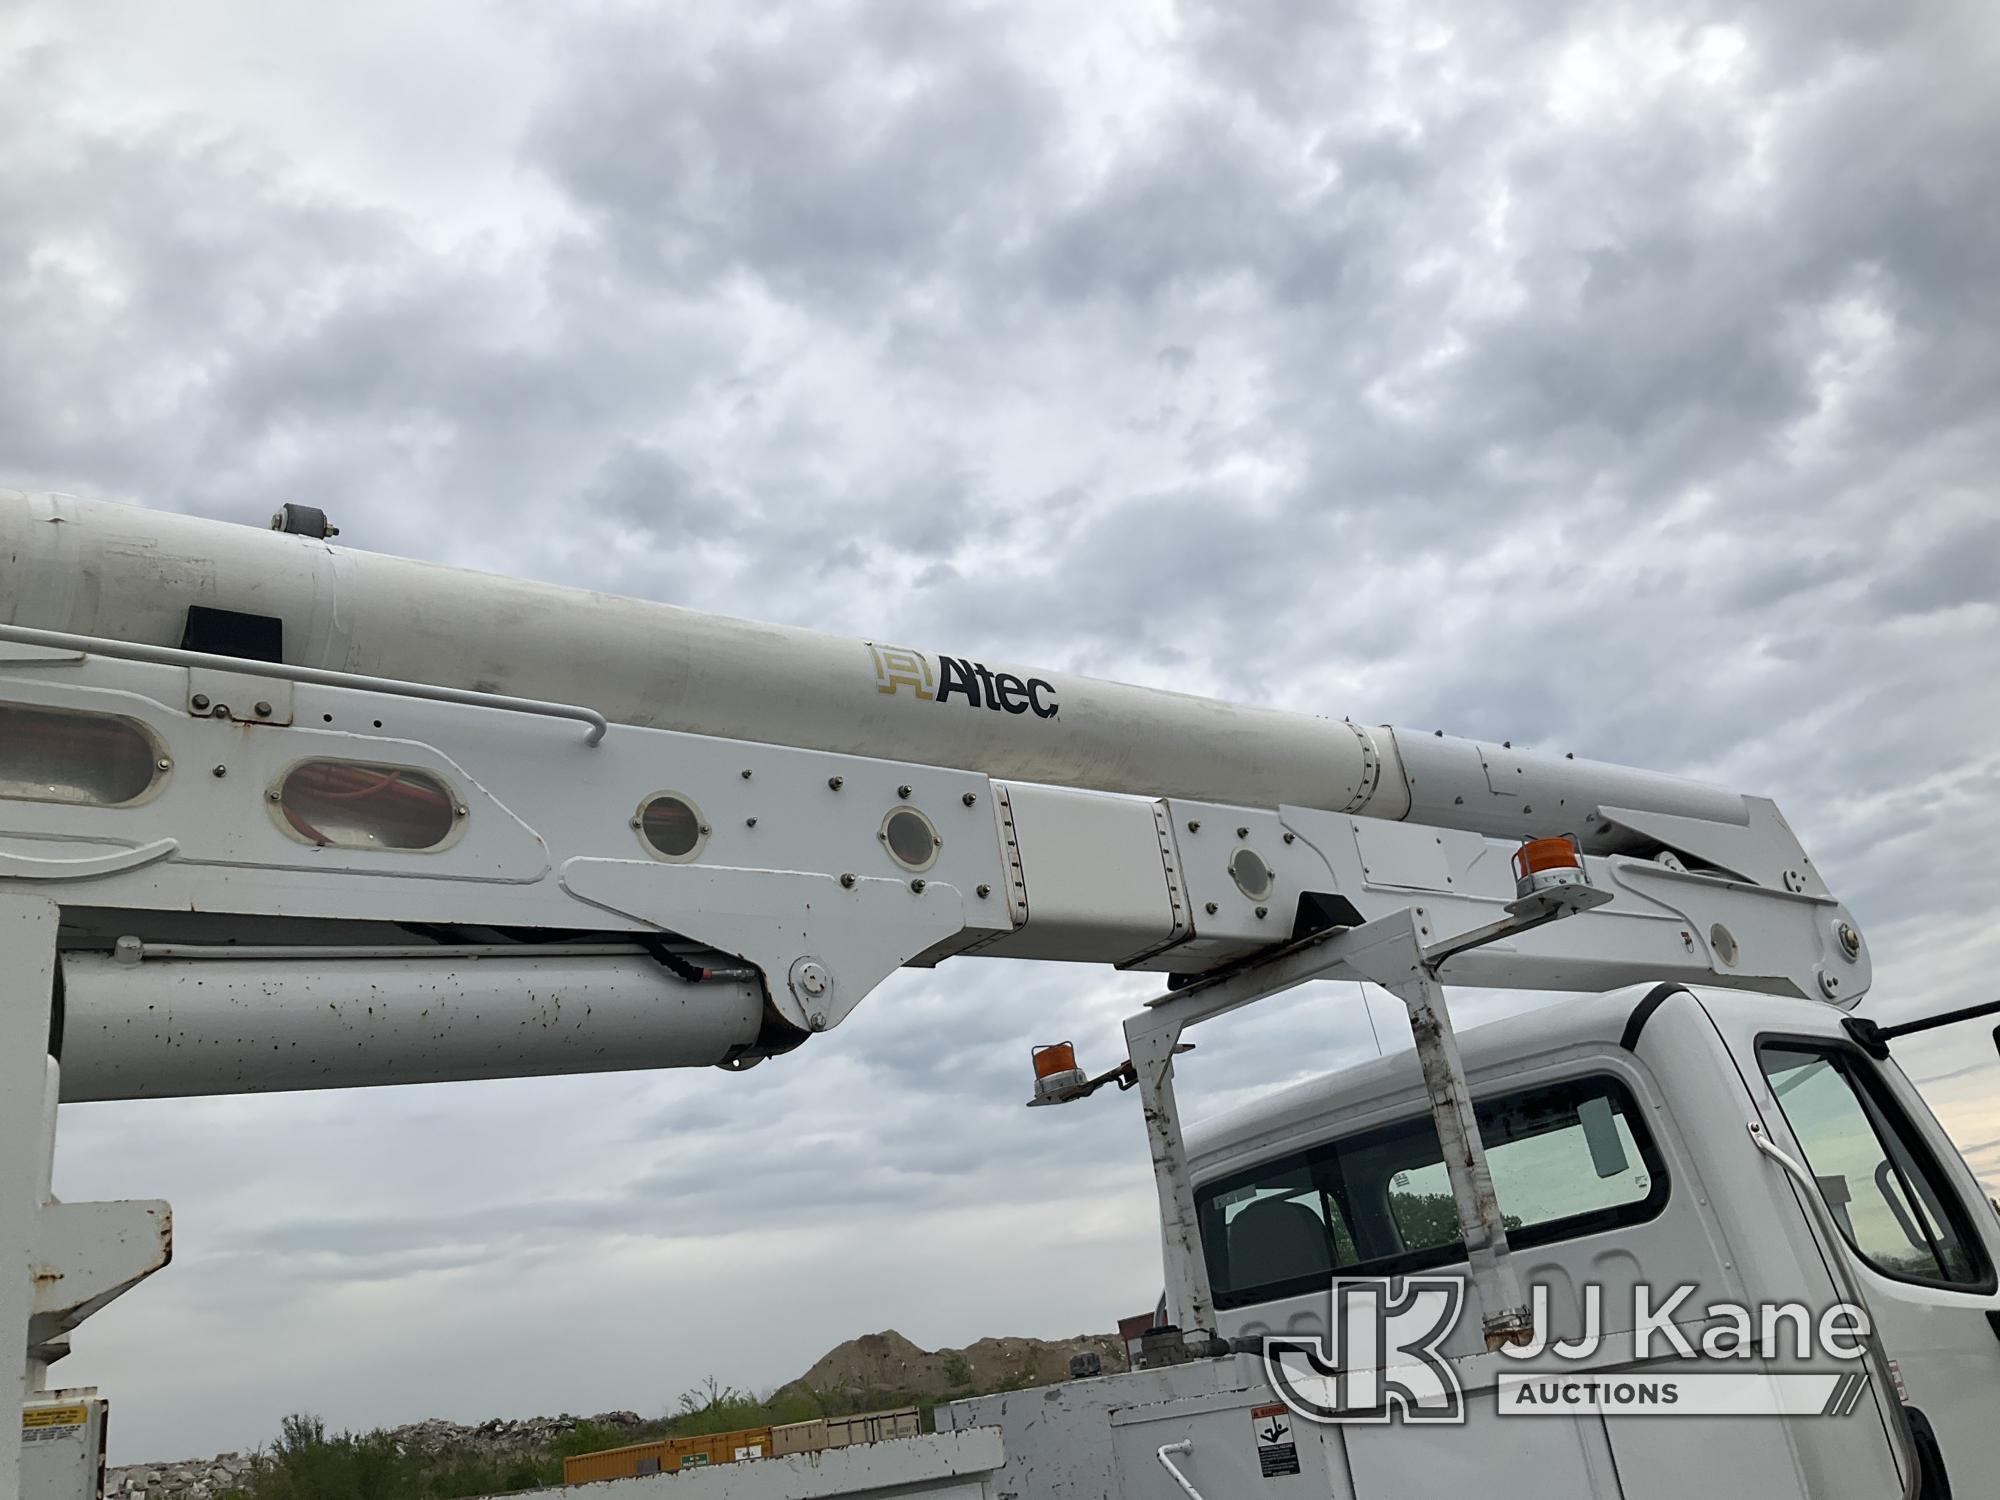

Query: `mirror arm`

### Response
(1842, 997, 2000, 1061)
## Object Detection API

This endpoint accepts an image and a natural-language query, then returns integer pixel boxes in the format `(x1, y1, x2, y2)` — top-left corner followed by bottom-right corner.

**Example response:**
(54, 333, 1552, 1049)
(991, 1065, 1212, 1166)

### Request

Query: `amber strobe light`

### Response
(1031, 1042, 1087, 1103)
(1512, 834, 1586, 898)
(1032, 1042, 1078, 1079)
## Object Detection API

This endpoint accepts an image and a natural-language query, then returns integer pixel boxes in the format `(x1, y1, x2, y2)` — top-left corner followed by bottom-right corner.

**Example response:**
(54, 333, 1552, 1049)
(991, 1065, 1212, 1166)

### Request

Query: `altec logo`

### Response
(869, 644, 1059, 719)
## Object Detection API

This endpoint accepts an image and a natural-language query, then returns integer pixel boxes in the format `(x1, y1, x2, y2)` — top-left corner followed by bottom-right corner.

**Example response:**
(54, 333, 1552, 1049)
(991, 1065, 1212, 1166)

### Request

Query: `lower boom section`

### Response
(56, 950, 768, 1100)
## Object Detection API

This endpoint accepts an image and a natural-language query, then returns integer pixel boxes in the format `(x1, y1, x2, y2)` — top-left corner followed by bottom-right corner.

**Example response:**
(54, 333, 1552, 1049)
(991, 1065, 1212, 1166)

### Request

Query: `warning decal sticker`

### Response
(1251, 1403, 1302, 1478)
(22, 1406, 88, 1431)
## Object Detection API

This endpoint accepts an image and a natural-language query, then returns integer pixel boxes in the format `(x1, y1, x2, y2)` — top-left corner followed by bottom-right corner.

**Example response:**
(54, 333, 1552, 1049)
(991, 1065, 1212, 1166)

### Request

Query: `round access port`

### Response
(881, 805, 941, 872)
(637, 792, 708, 862)
(1230, 847, 1273, 901)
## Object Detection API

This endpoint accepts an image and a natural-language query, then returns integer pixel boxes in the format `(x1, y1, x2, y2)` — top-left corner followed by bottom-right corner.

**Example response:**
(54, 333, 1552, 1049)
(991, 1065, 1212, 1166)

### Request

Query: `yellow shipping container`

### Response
(666, 1427, 773, 1470)
(561, 1425, 775, 1483)
(562, 1439, 674, 1484)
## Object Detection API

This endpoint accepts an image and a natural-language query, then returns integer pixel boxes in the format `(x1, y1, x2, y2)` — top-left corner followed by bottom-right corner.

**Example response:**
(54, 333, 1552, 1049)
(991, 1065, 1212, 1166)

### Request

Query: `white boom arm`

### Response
(0, 491, 1866, 1093)
(0, 492, 1873, 1491)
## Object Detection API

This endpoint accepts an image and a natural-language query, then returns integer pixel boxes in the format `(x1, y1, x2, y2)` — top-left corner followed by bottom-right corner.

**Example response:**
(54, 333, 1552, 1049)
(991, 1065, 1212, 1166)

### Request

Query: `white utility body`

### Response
(0, 493, 1986, 1500)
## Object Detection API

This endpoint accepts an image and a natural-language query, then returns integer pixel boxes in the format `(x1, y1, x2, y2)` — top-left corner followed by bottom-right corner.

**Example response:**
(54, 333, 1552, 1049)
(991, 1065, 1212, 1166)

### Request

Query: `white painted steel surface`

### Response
(0, 627, 1870, 1082)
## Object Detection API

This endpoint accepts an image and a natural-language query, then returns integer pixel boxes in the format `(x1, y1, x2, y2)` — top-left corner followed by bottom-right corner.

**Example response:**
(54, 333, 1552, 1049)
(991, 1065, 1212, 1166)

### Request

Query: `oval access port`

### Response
(0, 702, 165, 806)
(274, 760, 459, 850)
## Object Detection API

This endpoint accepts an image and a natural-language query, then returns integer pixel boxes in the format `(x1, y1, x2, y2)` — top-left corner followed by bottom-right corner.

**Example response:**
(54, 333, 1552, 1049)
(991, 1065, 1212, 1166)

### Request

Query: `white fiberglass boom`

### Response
(3, 492, 1749, 854)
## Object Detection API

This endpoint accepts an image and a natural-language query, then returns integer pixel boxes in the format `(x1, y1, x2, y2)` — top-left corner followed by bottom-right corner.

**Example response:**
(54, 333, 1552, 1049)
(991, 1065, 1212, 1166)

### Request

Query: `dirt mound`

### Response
(788, 1327, 1127, 1399)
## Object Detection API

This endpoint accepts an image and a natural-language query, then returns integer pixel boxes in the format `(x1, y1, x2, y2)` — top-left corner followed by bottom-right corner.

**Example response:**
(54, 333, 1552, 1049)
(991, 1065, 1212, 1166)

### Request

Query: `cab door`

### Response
(1739, 1024, 2000, 1494)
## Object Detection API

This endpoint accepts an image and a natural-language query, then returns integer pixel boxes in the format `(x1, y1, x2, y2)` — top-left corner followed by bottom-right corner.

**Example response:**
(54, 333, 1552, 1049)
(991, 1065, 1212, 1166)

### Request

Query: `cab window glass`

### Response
(1204, 1160, 1359, 1293)
(1760, 1043, 1986, 1287)
(1389, 1095, 1651, 1252)
(1195, 1075, 1666, 1309)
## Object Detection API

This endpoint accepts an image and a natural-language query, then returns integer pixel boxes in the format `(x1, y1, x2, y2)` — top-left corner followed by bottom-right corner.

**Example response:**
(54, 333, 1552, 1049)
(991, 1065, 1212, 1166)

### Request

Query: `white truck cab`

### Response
(1175, 984, 2000, 1498)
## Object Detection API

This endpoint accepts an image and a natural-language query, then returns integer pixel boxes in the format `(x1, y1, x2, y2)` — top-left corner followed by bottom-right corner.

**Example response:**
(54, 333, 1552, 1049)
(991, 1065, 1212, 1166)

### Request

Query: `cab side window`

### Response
(1195, 1074, 1667, 1310)
(1760, 1043, 1988, 1288)
(1208, 1160, 1358, 1293)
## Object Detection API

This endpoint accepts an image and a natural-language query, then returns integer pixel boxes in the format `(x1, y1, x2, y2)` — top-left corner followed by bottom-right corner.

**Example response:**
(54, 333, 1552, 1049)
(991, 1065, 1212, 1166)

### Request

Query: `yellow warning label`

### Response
(22, 1405, 89, 1431)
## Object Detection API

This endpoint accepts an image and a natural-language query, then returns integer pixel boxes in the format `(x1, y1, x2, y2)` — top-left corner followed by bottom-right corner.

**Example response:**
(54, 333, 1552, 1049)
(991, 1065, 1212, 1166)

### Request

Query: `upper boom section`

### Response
(2, 493, 1741, 853)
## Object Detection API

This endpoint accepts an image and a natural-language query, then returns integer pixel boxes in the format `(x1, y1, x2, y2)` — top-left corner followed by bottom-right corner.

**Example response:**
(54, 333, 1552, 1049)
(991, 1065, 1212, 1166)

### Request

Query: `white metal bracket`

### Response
(186, 665, 295, 727)
(558, 858, 969, 1033)
(1112, 888, 1609, 1351)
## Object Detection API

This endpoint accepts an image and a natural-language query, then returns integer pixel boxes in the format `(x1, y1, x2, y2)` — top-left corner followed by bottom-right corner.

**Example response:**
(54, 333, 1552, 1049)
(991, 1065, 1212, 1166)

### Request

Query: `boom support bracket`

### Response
(1121, 886, 1611, 1354)
(4, 897, 172, 1499)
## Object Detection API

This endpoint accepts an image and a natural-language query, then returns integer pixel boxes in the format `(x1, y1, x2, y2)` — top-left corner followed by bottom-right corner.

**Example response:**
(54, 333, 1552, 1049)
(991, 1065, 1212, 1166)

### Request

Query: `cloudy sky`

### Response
(6, 0, 1998, 1464)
